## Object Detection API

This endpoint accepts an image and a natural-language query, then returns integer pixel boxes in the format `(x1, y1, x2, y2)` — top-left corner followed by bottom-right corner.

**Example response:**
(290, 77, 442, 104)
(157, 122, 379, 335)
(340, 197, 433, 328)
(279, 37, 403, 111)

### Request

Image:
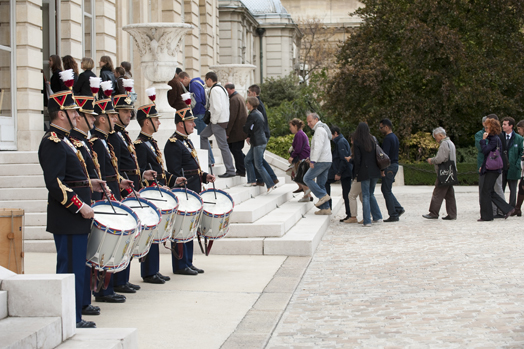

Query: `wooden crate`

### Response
(0, 208, 24, 274)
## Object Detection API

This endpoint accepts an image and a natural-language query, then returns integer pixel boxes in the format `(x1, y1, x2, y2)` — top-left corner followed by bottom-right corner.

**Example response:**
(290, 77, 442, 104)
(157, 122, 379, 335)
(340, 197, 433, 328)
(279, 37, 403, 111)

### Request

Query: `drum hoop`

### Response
(122, 197, 162, 229)
(92, 200, 140, 234)
(139, 187, 179, 214)
(172, 188, 204, 204)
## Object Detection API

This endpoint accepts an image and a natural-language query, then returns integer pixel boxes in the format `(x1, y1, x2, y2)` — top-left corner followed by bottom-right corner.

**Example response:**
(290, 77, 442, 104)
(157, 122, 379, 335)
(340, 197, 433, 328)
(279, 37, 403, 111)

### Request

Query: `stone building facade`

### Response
(0, 0, 302, 151)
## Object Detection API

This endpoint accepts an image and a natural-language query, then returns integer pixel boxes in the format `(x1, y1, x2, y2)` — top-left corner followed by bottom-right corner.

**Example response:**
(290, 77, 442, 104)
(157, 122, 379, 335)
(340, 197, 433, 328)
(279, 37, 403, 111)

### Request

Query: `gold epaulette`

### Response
(169, 137, 177, 143)
(134, 139, 142, 145)
(48, 132, 61, 143)
(89, 136, 99, 144)
(71, 139, 83, 148)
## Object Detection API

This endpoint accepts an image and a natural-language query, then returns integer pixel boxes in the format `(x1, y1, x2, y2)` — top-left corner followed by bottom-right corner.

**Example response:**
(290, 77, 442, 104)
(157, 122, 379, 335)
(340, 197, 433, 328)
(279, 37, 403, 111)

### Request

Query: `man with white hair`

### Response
(304, 113, 333, 215)
(422, 127, 457, 220)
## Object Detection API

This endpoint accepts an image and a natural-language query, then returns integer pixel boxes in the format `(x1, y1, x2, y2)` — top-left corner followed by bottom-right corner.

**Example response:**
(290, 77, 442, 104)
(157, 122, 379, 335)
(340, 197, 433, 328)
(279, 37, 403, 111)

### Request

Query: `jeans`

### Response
(381, 163, 404, 218)
(245, 144, 274, 188)
(195, 114, 215, 165)
(361, 178, 382, 225)
(254, 159, 277, 182)
(303, 162, 331, 209)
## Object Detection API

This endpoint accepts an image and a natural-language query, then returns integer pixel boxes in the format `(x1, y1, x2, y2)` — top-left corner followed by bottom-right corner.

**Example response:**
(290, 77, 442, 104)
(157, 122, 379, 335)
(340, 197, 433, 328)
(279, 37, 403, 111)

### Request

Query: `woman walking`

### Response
(73, 57, 97, 96)
(478, 118, 514, 221)
(353, 122, 382, 226)
(243, 97, 276, 193)
(288, 118, 311, 202)
(49, 55, 66, 93)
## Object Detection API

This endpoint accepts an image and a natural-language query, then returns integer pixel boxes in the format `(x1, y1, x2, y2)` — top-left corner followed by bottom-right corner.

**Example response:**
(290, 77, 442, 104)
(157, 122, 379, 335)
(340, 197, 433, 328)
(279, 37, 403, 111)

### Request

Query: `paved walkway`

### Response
(267, 185, 524, 348)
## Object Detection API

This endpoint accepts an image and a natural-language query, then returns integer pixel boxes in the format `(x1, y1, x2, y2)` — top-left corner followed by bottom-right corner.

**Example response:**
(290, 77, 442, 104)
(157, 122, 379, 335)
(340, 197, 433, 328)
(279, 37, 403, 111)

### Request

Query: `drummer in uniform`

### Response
(109, 94, 156, 293)
(89, 98, 133, 303)
(164, 107, 215, 275)
(38, 90, 105, 328)
(134, 103, 186, 283)
(69, 95, 103, 316)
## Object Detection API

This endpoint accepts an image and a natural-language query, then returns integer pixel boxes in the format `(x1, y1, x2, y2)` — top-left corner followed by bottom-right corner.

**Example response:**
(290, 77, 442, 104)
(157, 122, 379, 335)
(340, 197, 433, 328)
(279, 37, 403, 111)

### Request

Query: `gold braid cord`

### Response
(57, 178, 73, 205)
(76, 150, 93, 192)
(91, 151, 103, 179)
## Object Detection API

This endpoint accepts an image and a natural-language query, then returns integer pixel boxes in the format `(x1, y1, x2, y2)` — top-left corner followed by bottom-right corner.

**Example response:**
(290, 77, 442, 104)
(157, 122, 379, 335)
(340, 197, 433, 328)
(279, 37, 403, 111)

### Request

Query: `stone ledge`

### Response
(0, 316, 62, 349)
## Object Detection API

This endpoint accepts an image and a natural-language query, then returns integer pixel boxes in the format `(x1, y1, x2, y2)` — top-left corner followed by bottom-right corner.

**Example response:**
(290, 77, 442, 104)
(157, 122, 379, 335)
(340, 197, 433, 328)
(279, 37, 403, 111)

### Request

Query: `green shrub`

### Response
(266, 134, 296, 159)
(455, 146, 478, 163)
(402, 162, 479, 186)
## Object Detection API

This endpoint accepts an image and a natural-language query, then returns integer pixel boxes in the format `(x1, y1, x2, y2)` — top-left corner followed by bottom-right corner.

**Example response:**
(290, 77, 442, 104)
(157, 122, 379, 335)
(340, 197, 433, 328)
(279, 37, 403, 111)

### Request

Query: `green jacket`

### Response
(475, 129, 485, 171)
(502, 132, 524, 180)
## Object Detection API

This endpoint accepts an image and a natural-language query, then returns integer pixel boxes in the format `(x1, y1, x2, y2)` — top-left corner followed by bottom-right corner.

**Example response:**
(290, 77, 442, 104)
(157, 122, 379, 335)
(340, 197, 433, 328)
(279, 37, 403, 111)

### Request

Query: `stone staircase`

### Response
(0, 142, 342, 257)
(0, 266, 137, 348)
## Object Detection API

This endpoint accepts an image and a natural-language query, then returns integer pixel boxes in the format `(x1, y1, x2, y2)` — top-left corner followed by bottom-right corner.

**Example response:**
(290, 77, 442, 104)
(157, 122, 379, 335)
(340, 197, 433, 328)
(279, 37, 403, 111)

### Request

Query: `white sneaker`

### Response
(314, 208, 332, 215)
(373, 219, 383, 223)
(363, 223, 372, 227)
(266, 185, 276, 194)
(304, 189, 311, 196)
(298, 196, 312, 203)
(315, 194, 331, 208)
(244, 183, 256, 187)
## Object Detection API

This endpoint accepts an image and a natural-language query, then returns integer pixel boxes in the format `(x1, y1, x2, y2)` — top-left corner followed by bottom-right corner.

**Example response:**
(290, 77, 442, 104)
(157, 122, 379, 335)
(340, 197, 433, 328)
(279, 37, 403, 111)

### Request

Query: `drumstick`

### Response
(181, 168, 189, 200)
(94, 211, 128, 216)
(148, 163, 164, 197)
(208, 164, 217, 199)
(101, 183, 117, 214)
(124, 173, 144, 209)
(203, 201, 216, 205)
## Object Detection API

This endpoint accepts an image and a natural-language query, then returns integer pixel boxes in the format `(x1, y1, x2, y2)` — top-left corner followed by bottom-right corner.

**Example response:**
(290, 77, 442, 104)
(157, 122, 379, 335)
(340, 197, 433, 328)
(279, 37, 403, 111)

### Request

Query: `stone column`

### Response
(16, 0, 44, 151)
(209, 64, 255, 99)
(184, 0, 201, 78)
(199, 0, 218, 77)
(60, 0, 82, 60)
(95, 0, 117, 61)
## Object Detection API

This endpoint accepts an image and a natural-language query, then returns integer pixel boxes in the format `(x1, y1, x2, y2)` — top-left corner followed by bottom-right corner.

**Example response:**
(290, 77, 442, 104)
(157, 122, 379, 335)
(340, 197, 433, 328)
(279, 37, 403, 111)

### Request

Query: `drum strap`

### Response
(197, 235, 214, 256)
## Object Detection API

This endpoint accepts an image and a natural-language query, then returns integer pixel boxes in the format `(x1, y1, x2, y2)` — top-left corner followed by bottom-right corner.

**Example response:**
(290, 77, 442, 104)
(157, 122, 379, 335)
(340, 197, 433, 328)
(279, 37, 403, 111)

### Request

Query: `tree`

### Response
(325, 0, 524, 146)
(297, 18, 339, 83)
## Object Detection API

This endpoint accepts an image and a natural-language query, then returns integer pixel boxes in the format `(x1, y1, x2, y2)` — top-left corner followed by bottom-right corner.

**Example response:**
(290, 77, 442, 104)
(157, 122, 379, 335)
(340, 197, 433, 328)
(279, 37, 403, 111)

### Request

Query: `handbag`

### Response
(437, 160, 458, 186)
(486, 138, 504, 170)
(293, 160, 309, 185)
(203, 110, 211, 125)
(375, 143, 391, 170)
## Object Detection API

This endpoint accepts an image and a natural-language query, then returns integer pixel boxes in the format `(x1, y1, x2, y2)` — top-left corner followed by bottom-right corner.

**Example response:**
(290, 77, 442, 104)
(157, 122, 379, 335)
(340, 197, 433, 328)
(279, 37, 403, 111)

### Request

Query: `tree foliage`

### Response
(325, 0, 524, 147)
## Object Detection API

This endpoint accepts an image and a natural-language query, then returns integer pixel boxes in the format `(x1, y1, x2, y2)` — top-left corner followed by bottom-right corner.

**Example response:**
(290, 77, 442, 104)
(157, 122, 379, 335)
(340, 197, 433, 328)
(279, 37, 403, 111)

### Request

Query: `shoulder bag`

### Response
(486, 137, 504, 170)
(375, 142, 391, 170)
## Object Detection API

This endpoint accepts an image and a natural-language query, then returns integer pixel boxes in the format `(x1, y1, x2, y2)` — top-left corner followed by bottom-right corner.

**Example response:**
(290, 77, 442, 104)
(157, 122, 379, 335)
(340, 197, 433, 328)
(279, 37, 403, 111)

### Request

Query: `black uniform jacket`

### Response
(90, 128, 121, 200)
(108, 124, 141, 194)
(38, 124, 92, 235)
(134, 132, 177, 188)
(164, 131, 209, 193)
(70, 128, 102, 201)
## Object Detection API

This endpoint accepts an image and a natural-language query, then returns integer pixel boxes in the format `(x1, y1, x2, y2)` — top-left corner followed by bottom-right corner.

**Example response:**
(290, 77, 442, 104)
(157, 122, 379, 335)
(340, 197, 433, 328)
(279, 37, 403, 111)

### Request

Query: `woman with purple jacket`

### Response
(288, 118, 312, 202)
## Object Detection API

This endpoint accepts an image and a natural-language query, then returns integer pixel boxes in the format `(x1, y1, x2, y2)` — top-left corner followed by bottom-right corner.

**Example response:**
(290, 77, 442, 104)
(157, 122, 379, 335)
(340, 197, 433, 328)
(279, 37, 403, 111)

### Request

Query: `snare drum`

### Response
(170, 188, 203, 243)
(198, 189, 234, 240)
(87, 201, 140, 273)
(139, 187, 179, 243)
(121, 197, 162, 258)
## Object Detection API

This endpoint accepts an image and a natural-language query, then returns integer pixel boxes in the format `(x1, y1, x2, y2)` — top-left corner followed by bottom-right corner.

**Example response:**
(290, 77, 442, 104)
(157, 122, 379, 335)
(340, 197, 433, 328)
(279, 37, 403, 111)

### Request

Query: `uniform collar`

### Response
(139, 131, 153, 141)
(49, 123, 70, 137)
(175, 131, 189, 140)
(114, 123, 126, 132)
(93, 127, 109, 139)
(71, 128, 88, 139)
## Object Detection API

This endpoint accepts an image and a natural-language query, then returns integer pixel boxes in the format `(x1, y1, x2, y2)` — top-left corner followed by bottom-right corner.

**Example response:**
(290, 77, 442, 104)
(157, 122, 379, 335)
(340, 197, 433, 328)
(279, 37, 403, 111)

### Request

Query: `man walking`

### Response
(326, 126, 352, 221)
(304, 113, 333, 215)
(201, 72, 236, 177)
(379, 118, 405, 222)
(225, 83, 247, 176)
(500, 116, 523, 209)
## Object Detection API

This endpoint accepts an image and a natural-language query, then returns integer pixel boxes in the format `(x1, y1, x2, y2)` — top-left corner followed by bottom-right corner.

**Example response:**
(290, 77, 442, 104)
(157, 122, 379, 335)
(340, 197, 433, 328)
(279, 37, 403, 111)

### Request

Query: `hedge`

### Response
(402, 162, 479, 186)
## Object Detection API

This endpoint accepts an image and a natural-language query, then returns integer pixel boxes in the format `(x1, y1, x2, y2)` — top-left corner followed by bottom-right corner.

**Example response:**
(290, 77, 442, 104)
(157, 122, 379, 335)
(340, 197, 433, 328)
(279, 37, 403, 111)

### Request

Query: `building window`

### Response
(0, 0, 17, 150)
(83, 0, 95, 58)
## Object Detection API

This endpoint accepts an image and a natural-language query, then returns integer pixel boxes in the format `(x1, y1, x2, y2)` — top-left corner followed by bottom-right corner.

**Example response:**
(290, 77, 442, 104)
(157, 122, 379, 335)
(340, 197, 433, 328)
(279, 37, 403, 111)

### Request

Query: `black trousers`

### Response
(480, 171, 513, 220)
(326, 177, 352, 216)
(228, 140, 245, 175)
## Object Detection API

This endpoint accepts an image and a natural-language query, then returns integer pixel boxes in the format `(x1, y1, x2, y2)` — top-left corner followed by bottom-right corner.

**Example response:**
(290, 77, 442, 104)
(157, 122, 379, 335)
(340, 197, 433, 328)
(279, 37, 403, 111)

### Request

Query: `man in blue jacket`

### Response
(180, 72, 214, 165)
(326, 126, 352, 222)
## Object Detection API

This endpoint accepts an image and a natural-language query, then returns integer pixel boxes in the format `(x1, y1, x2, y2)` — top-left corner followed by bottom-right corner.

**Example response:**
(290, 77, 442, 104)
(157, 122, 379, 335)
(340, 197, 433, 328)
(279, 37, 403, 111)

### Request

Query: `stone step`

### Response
(0, 188, 48, 201)
(24, 240, 56, 253)
(0, 151, 38, 164)
(0, 316, 62, 349)
(57, 328, 138, 349)
(0, 200, 47, 212)
(25, 226, 50, 240)
(0, 175, 45, 188)
(228, 197, 315, 238)
(0, 291, 6, 320)
(0, 164, 42, 176)
(229, 184, 295, 223)
(25, 212, 47, 226)
(265, 196, 344, 256)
